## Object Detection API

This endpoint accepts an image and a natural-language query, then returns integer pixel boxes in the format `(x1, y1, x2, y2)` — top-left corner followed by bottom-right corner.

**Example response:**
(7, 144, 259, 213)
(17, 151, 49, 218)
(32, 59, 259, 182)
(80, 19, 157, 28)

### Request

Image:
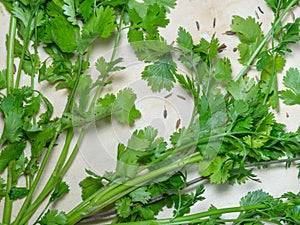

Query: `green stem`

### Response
(109, 204, 267, 225)
(6, 7, 17, 94)
(234, 0, 299, 81)
(14, 129, 73, 225)
(2, 161, 15, 224)
(2, 6, 18, 224)
(66, 154, 203, 224)
(15, 9, 36, 89)
(64, 54, 83, 114)
(12, 129, 60, 225)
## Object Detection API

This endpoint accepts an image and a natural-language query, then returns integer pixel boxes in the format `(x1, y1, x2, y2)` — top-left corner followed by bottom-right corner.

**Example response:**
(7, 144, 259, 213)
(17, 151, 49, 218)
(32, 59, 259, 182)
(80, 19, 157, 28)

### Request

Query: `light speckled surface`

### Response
(0, 1, 300, 224)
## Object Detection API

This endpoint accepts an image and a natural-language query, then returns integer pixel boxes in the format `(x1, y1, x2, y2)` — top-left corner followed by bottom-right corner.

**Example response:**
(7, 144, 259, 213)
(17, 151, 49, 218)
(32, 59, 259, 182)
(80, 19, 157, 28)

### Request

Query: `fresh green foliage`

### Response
(0, 0, 300, 225)
(280, 67, 300, 105)
(39, 210, 67, 225)
(8, 187, 29, 200)
(231, 15, 265, 65)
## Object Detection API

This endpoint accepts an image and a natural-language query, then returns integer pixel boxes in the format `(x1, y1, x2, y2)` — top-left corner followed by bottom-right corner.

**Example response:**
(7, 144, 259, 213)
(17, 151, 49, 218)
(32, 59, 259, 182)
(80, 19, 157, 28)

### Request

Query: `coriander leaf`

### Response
(231, 16, 264, 65)
(279, 67, 300, 105)
(127, 0, 148, 19)
(213, 57, 232, 83)
(39, 210, 67, 225)
(49, 180, 70, 203)
(129, 187, 151, 204)
(177, 27, 193, 52)
(79, 0, 94, 20)
(194, 37, 219, 65)
(0, 94, 25, 144)
(62, 0, 77, 26)
(199, 156, 232, 184)
(227, 77, 255, 100)
(130, 40, 173, 62)
(143, 4, 169, 35)
(240, 189, 273, 206)
(78, 6, 116, 53)
(50, 16, 78, 53)
(12, 4, 44, 33)
(112, 88, 141, 125)
(9, 187, 29, 200)
(94, 93, 116, 119)
(79, 176, 104, 201)
(276, 18, 300, 54)
(96, 57, 125, 77)
(257, 51, 286, 75)
(144, 0, 176, 12)
(116, 197, 133, 218)
(26, 127, 56, 158)
(142, 54, 176, 92)
(0, 142, 26, 173)
(127, 126, 158, 151)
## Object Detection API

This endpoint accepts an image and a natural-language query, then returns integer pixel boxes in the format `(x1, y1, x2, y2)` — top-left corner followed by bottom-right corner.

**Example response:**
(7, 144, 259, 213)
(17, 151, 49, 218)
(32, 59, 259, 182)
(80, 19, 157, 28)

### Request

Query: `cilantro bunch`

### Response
(0, 0, 300, 225)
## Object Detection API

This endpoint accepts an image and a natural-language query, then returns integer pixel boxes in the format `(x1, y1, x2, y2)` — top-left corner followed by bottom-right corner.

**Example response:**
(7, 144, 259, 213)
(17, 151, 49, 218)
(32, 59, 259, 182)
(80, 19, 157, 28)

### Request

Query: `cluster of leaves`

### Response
(234, 189, 300, 224)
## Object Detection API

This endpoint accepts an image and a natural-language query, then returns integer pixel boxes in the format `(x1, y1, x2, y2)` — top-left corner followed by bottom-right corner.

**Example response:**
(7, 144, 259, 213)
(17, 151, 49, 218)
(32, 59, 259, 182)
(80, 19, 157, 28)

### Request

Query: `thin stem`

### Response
(12, 129, 60, 225)
(15, 9, 36, 89)
(66, 154, 203, 224)
(6, 6, 17, 94)
(15, 129, 73, 225)
(2, 161, 15, 224)
(234, 0, 299, 81)
(2, 6, 17, 224)
(64, 54, 83, 114)
(108, 204, 267, 225)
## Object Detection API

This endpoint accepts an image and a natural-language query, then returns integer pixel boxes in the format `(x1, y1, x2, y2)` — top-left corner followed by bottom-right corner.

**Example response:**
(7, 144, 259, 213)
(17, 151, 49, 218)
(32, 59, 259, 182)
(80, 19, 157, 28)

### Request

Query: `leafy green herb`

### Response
(0, 0, 300, 225)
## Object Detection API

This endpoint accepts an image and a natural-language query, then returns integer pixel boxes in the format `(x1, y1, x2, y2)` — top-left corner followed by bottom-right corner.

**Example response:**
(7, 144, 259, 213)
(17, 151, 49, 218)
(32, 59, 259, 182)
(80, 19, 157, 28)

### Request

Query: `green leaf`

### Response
(144, 0, 176, 12)
(49, 180, 70, 203)
(213, 57, 232, 82)
(276, 18, 300, 54)
(0, 142, 26, 173)
(116, 197, 133, 218)
(96, 57, 125, 77)
(231, 16, 264, 65)
(199, 156, 232, 184)
(194, 37, 219, 65)
(127, 126, 158, 151)
(0, 69, 7, 90)
(279, 67, 300, 105)
(79, 0, 94, 20)
(50, 16, 78, 53)
(130, 40, 173, 62)
(94, 93, 116, 119)
(0, 94, 25, 144)
(78, 6, 116, 53)
(129, 187, 151, 204)
(39, 210, 67, 225)
(142, 54, 176, 92)
(113, 88, 141, 125)
(79, 173, 104, 200)
(142, 4, 169, 34)
(177, 27, 193, 52)
(240, 189, 273, 206)
(9, 187, 29, 200)
(62, 0, 77, 26)
(227, 77, 256, 100)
